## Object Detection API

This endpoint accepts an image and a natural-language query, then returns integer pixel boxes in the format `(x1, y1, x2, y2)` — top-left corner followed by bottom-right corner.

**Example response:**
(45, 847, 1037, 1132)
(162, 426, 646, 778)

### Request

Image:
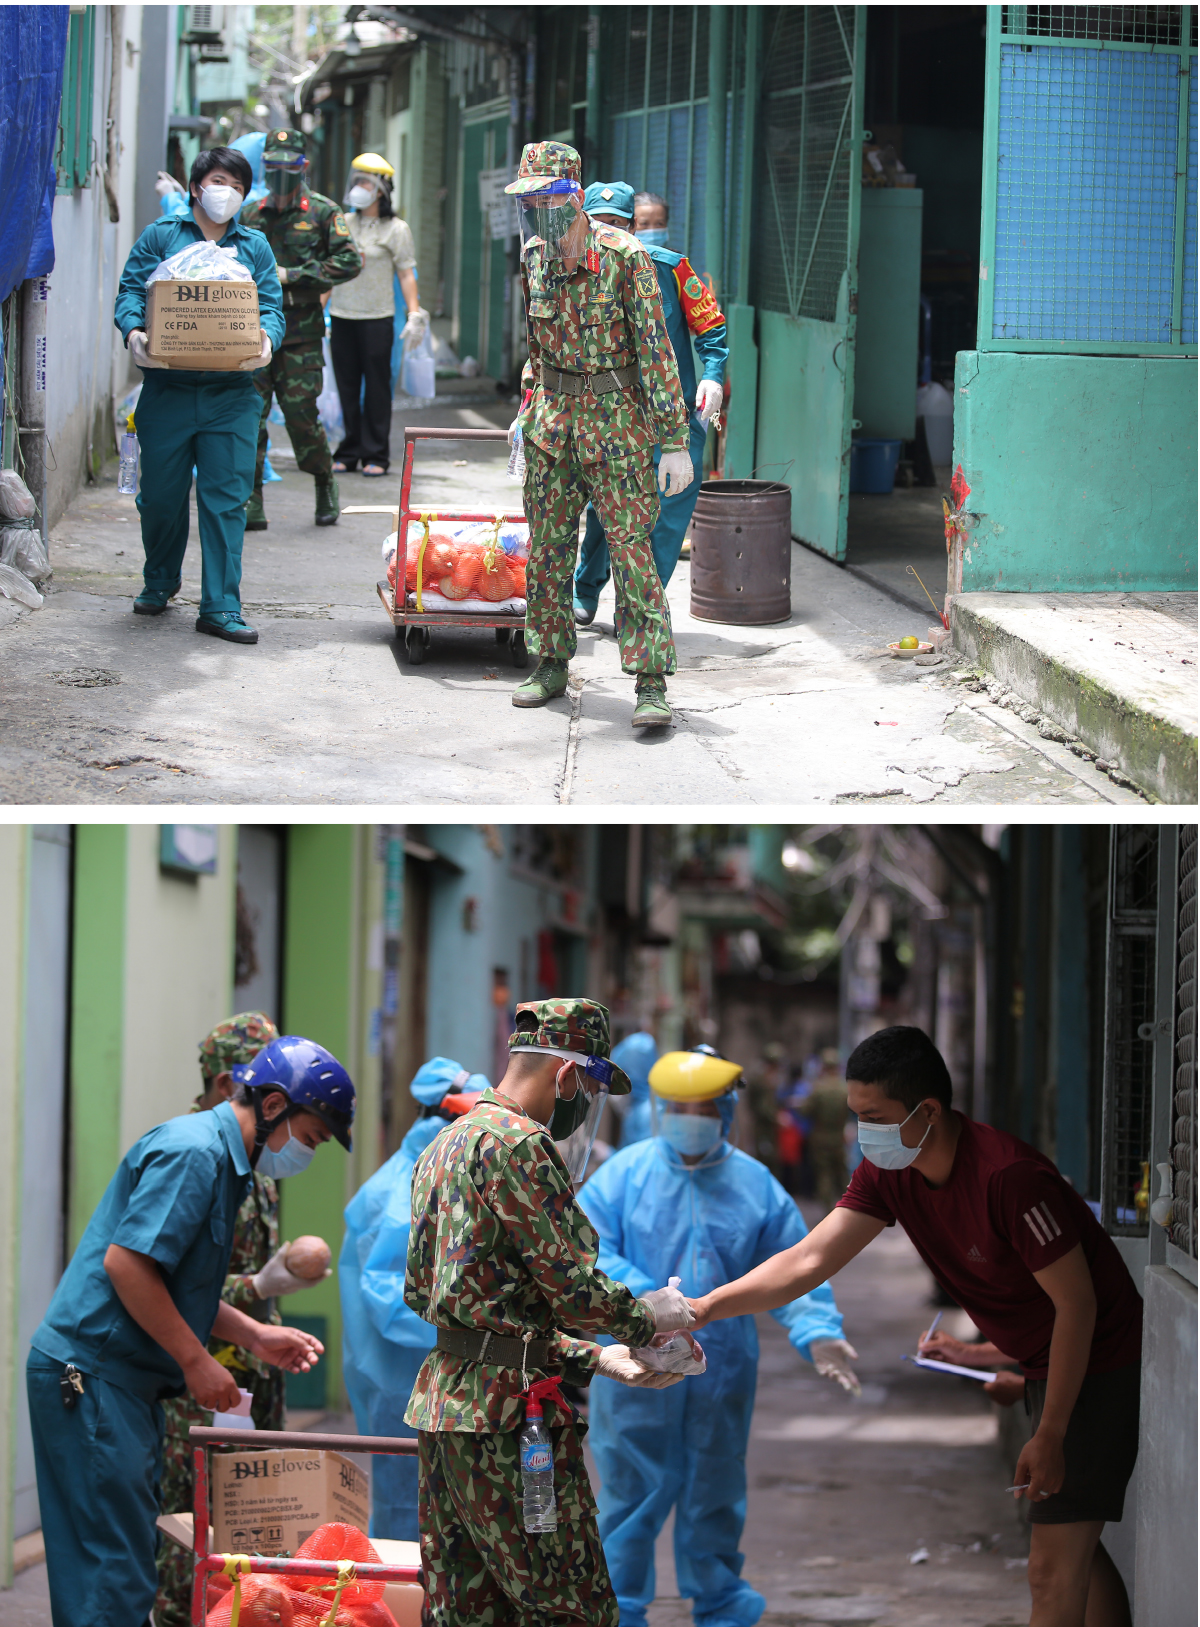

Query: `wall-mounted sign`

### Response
(160, 824, 218, 875)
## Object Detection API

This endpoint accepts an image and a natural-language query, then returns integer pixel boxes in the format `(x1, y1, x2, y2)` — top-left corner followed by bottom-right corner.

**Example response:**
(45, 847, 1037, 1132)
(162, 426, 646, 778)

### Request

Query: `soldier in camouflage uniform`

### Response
(156, 1013, 322, 1627)
(504, 144, 692, 731)
(404, 997, 697, 1627)
(239, 129, 363, 531)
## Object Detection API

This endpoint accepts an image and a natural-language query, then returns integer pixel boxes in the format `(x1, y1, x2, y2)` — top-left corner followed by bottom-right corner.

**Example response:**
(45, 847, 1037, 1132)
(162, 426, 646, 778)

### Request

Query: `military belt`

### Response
(436, 1327, 551, 1369)
(542, 361, 638, 398)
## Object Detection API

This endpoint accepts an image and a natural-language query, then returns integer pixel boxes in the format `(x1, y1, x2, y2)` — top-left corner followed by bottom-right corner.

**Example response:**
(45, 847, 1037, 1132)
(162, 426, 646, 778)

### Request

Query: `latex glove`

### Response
(657, 449, 694, 497)
(696, 379, 724, 426)
(401, 307, 430, 349)
(239, 333, 273, 371)
(128, 329, 167, 370)
(638, 1279, 695, 1334)
(597, 1344, 686, 1390)
(251, 1243, 322, 1299)
(811, 1337, 862, 1396)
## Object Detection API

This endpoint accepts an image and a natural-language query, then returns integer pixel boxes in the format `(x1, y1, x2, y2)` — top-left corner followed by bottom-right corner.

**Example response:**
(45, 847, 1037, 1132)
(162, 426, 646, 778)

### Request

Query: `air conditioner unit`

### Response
(183, 5, 225, 43)
(198, 41, 230, 63)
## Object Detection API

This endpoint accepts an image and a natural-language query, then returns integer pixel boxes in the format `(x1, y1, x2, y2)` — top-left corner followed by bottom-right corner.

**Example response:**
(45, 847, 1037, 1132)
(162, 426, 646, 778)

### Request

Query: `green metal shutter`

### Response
(1171, 826, 1197, 1260)
(55, 7, 95, 193)
(978, 4, 1198, 355)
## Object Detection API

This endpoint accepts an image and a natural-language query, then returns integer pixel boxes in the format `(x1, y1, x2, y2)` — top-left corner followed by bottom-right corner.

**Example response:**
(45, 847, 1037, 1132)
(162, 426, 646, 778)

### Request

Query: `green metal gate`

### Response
(753, 6, 866, 561)
(458, 103, 510, 381)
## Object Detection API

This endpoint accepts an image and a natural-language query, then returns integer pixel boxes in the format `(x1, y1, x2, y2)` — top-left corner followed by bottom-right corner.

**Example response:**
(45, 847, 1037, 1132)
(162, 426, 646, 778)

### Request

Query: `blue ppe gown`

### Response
(578, 1137, 844, 1627)
(340, 1115, 448, 1539)
(28, 1101, 252, 1627)
(574, 244, 728, 609)
(612, 1032, 657, 1149)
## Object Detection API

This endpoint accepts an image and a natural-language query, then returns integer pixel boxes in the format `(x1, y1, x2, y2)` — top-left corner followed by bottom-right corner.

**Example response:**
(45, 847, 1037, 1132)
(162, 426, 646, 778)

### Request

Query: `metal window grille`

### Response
(754, 6, 858, 323)
(1170, 826, 1197, 1257)
(55, 7, 95, 193)
(979, 5, 1197, 354)
(1101, 825, 1160, 1235)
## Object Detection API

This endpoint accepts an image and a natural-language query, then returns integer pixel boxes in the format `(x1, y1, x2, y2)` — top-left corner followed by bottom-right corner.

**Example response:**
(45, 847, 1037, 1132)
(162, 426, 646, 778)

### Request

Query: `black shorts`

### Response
(1023, 1360, 1141, 1524)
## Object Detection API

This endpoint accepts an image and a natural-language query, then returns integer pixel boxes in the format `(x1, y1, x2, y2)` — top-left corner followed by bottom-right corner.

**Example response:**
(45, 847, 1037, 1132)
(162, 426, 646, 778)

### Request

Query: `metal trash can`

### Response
(688, 479, 792, 625)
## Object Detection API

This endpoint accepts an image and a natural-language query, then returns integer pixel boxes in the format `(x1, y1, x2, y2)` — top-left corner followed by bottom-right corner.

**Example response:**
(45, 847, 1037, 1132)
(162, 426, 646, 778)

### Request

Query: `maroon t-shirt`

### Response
(837, 1116, 1142, 1378)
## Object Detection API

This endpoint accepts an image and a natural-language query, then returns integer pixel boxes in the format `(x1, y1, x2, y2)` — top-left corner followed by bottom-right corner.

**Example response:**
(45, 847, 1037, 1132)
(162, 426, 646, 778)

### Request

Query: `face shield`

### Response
(264, 156, 306, 202)
(511, 1046, 613, 1183)
(517, 180, 587, 260)
(345, 171, 384, 211)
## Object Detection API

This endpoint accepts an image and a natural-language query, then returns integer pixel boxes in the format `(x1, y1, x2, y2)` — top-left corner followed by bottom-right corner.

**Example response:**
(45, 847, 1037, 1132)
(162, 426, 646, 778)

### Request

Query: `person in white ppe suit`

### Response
(339, 1056, 488, 1538)
(578, 1046, 860, 1627)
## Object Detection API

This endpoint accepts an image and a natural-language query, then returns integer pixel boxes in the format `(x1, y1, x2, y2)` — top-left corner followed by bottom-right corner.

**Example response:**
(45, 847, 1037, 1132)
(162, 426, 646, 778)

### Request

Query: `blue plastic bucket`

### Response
(850, 437, 902, 494)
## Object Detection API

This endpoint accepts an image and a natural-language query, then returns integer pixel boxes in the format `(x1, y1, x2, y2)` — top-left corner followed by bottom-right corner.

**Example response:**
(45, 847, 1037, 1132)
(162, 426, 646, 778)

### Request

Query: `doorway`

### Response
(235, 826, 284, 1026)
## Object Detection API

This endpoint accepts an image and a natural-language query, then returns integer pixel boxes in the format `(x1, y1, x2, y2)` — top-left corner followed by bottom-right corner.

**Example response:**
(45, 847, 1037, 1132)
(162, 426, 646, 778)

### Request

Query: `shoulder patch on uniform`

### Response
(634, 266, 657, 300)
(683, 273, 705, 299)
(333, 211, 351, 236)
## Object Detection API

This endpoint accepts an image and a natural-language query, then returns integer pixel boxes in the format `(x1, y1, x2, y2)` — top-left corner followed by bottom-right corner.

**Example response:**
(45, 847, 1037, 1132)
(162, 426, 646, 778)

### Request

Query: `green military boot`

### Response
(631, 675, 672, 730)
(314, 475, 340, 527)
(511, 658, 569, 708)
(245, 490, 268, 531)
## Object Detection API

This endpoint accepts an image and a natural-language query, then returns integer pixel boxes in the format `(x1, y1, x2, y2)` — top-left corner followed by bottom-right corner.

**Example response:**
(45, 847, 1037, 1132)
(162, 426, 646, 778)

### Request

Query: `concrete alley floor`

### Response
(1, 1218, 1033, 1627)
(0, 401, 1143, 806)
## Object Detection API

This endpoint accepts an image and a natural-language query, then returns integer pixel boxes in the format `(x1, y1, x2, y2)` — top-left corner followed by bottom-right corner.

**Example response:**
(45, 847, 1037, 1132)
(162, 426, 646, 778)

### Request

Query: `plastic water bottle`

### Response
(507, 422, 526, 481)
(520, 1383, 557, 1533)
(117, 415, 139, 495)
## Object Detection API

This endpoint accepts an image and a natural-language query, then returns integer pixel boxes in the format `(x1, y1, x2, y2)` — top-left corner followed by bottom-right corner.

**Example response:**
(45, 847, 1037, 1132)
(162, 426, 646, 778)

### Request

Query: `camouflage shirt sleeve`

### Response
(286, 197, 364, 291)
(519, 258, 540, 389)
(624, 250, 690, 454)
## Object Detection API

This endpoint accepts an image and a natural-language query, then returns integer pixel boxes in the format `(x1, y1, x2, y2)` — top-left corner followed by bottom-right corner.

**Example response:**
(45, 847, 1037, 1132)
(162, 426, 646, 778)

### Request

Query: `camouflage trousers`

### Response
(418, 1418, 619, 1627)
(253, 341, 332, 490)
(155, 1368, 286, 1627)
(523, 436, 676, 678)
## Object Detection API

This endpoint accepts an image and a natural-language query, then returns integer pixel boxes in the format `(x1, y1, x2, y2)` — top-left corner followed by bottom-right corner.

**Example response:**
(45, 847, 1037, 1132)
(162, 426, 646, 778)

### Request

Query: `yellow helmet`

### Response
(350, 152, 395, 178)
(649, 1050, 744, 1103)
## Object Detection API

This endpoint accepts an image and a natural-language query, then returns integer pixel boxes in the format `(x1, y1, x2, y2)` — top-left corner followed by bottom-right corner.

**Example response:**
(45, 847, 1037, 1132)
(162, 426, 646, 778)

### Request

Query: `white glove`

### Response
(251, 1243, 323, 1300)
(597, 1344, 686, 1390)
(638, 1278, 695, 1334)
(507, 416, 521, 449)
(657, 449, 694, 497)
(401, 307, 430, 349)
(696, 379, 724, 426)
(128, 329, 167, 370)
(811, 1337, 862, 1396)
(239, 333, 273, 371)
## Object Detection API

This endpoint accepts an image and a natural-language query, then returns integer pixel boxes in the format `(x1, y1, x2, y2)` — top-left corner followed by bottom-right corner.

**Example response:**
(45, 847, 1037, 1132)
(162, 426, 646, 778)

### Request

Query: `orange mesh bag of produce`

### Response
(288, 1525, 385, 1608)
(477, 560, 516, 601)
(204, 1575, 294, 1627)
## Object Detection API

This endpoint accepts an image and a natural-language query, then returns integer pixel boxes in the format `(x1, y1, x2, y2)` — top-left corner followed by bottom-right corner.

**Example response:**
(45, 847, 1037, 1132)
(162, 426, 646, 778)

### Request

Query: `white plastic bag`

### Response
(0, 560, 43, 609)
(402, 326, 436, 400)
(316, 336, 345, 446)
(630, 1334, 707, 1376)
(1, 524, 50, 584)
(146, 242, 253, 285)
(0, 469, 37, 522)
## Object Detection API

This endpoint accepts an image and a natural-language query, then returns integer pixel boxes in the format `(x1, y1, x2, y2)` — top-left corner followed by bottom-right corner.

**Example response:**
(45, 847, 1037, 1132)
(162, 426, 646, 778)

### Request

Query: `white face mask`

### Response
(199, 184, 242, 224)
(347, 184, 376, 211)
(856, 1103, 933, 1171)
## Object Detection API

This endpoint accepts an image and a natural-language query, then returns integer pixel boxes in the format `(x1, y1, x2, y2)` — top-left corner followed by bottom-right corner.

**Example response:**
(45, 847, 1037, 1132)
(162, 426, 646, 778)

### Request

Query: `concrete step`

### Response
(950, 591, 1197, 804)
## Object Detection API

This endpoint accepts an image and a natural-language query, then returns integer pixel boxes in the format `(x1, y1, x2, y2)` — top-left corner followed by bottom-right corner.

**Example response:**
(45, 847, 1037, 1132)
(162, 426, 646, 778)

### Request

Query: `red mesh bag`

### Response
(204, 1577, 294, 1627)
(288, 1525, 385, 1607)
(405, 532, 457, 594)
(477, 561, 516, 602)
(342, 1600, 401, 1627)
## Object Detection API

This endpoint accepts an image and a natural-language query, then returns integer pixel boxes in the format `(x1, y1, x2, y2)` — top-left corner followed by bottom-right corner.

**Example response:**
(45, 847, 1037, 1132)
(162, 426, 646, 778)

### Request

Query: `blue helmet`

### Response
(233, 1035, 356, 1150)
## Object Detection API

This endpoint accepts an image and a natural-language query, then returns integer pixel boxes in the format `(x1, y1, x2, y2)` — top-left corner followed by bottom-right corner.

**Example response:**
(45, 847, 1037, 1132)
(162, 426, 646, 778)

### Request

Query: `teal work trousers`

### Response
(27, 1352, 164, 1627)
(135, 370, 260, 618)
(574, 412, 708, 610)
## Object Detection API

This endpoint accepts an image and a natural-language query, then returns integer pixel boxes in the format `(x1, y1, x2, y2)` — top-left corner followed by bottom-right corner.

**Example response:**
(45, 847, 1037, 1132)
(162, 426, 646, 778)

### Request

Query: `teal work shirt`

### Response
(643, 243, 729, 408)
(113, 214, 286, 383)
(31, 1101, 253, 1401)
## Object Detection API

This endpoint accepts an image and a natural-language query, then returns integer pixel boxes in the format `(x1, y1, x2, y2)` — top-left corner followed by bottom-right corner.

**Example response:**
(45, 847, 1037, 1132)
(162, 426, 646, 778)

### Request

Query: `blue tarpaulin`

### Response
(0, 7, 68, 303)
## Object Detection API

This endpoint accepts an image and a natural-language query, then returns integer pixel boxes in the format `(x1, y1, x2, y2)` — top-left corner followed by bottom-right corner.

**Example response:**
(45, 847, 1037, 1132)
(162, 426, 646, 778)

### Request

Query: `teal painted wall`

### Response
(757, 309, 850, 558)
(954, 351, 1198, 592)
(854, 189, 923, 439)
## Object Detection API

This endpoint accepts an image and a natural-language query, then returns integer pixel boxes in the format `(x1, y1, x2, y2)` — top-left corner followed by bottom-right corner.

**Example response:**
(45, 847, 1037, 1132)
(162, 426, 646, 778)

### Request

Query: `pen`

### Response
(923, 1312, 942, 1343)
(1005, 1483, 1051, 1497)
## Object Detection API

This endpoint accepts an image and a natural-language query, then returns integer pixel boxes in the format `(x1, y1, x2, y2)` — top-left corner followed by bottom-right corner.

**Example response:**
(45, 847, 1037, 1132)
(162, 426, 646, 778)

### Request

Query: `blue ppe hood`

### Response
(410, 1056, 473, 1107)
(612, 1032, 657, 1103)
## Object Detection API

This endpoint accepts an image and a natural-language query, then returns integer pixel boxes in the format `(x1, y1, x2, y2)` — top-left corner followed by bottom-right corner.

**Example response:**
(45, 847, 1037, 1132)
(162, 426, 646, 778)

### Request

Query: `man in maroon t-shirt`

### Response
(688, 1026, 1141, 1627)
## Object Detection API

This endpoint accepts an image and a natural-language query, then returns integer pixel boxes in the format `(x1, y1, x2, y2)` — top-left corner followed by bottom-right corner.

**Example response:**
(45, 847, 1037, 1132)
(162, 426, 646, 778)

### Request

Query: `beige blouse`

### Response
(328, 214, 417, 321)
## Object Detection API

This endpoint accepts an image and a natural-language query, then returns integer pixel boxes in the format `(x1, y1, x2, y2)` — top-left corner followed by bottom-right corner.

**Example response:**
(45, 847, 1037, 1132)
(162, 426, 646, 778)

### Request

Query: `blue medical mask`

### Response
(856, 1103, 931, 1171)
(257, 1121, 315, 1179)
(636, 227, 670, 248)
(661, 1112, 723, 1157)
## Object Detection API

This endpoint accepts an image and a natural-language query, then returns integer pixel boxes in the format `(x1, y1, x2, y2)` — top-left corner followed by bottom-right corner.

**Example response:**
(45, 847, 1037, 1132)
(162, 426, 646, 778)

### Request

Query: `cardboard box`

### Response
(211, 1448, 369, 1557)
(145, 278, 261, 370)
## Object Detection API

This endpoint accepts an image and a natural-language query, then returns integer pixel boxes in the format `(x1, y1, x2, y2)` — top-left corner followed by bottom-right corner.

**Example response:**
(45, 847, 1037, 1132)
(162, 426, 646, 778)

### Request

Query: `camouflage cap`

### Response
(504, 141, 582, 196)
(263, 128, 307, 166)
(199, 1011, 279, 1079)
(509, 997, 632, 1094)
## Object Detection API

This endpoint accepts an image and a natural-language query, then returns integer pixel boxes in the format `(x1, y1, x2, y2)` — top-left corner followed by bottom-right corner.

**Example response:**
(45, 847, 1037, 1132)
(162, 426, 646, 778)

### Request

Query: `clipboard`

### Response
(903, 1353, 998, 1383)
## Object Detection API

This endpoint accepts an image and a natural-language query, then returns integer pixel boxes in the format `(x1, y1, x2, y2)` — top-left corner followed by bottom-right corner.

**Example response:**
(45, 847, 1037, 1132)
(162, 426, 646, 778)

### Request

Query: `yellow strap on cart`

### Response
(414, 511, 435, 612)
(482, 512, 504, 575)
(315, 1559, 357, 1626)
(221, 1555, 252, 1627)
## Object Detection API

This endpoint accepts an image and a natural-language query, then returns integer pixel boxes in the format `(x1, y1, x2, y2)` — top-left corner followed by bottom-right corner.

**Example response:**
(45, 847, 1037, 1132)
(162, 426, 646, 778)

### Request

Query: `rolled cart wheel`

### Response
(405, 625, 425, 665)
(496, 626, 509, 644)
(510, 631, 528, 669)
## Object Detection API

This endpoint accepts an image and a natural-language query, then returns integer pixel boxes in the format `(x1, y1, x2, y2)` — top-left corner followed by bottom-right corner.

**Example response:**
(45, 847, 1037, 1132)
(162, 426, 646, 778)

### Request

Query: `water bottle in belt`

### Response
(117, 412, 139, 496)
(520, 1375, 564, 1533)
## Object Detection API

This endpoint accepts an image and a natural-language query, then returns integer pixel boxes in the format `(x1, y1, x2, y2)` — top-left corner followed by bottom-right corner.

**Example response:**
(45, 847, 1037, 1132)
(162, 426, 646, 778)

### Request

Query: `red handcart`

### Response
(188, 1425, 421, 1625)
(343, 425, 529, 669)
